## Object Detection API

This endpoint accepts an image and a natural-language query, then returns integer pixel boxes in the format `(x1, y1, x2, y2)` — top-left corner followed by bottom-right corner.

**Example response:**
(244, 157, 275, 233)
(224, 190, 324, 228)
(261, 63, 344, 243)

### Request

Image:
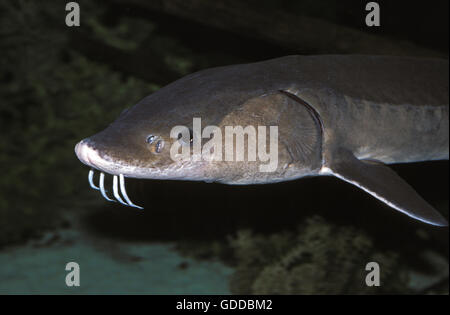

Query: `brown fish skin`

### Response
(75, 55, 449, 226)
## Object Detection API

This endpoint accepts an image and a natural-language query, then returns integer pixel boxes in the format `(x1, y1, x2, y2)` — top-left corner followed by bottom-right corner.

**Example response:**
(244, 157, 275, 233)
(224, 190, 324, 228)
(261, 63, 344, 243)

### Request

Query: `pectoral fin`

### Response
(321, 148, 448, 226)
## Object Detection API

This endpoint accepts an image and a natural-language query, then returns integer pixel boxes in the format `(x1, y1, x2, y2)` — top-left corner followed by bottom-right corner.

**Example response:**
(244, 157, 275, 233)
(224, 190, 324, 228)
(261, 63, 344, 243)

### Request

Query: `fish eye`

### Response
(146, 135, 164, 153)
(146, 135, 156, 144)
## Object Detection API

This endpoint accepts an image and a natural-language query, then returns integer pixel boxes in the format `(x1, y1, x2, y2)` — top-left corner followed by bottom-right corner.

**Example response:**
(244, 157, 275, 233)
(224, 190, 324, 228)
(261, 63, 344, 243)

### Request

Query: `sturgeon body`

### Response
(75, 55, 449, 226)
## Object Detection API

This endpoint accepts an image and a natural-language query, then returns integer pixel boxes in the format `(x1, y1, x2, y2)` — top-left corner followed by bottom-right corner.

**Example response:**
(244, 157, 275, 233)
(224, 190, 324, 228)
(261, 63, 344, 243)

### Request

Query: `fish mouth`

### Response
(74, 140, 143, 209)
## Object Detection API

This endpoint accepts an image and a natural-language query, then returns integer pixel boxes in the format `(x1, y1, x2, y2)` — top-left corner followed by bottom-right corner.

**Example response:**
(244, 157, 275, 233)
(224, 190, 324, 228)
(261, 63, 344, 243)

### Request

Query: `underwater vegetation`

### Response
(172, 209, 449, 294)
(229, 216, 408, 294)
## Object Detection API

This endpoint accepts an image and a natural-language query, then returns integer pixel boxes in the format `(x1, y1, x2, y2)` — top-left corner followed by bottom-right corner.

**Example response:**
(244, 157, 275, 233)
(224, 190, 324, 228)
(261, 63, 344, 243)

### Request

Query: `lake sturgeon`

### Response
(74, 55, 449, 226)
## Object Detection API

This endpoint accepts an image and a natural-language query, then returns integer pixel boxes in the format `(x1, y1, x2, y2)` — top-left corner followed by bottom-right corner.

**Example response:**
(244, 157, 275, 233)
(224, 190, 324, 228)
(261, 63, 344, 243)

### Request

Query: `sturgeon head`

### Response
(74, 60, 324, 208)
(74, 55, 448, 227)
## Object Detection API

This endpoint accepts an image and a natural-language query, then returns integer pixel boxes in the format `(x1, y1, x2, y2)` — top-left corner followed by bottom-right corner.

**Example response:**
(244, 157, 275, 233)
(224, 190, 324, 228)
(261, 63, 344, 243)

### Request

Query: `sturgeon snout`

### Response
(75, 140, 143, 209)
